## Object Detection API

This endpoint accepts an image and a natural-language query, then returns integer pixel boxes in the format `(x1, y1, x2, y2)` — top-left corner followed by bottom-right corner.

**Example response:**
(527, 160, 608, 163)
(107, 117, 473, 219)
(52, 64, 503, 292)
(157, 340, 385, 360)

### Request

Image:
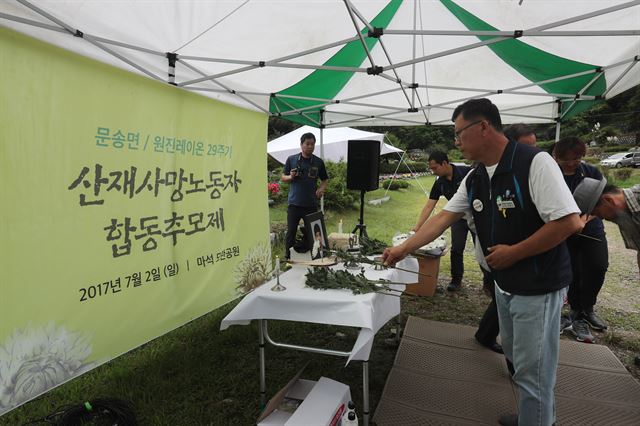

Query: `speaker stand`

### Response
(352, 189, 368, 240)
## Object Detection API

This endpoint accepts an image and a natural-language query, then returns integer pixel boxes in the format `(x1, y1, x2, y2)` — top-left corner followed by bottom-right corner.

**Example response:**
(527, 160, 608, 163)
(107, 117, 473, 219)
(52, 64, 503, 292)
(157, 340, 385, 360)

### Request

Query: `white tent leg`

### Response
(555, 121, 562, 142)
(398, 151, 428, 195)
(383, 150, 406, 198)
(320, 111, 325, 214)
(384, 147, 428, 199)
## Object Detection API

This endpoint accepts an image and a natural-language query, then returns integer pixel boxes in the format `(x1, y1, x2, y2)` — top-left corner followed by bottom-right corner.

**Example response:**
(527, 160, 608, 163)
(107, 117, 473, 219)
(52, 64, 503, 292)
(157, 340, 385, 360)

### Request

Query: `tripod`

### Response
(352, 189, 368, 240)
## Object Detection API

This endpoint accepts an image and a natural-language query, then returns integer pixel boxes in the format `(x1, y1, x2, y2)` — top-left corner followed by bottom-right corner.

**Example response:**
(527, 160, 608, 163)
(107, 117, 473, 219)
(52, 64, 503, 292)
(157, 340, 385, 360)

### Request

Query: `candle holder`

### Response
(270, 256, 286, 292)
(373, 262, 386, 271)
(345, 246, 361, 269)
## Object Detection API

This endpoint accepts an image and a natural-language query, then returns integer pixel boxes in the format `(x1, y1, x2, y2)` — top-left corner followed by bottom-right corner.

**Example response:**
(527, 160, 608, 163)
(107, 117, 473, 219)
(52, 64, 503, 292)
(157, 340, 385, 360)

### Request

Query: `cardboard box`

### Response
(327, 232, 357, 251)
(404, 254, 441, 297)
(258, 366, 351, 426)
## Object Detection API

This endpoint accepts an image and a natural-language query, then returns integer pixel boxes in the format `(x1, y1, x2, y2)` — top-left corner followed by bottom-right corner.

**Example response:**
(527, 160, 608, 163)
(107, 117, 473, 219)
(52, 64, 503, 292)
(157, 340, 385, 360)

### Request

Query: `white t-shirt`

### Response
(445, 152, 580, 293)
(444, 152, 579, 222)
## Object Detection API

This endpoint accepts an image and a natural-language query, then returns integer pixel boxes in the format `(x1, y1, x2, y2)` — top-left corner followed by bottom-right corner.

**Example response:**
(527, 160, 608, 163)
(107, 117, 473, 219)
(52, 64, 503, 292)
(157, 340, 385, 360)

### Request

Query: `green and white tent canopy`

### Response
(1, 0, 639, 127)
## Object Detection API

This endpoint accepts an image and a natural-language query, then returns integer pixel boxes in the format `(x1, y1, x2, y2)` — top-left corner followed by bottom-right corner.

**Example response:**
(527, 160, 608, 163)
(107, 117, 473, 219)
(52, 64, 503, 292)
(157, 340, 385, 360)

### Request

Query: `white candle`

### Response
(338, 219, 343, 234)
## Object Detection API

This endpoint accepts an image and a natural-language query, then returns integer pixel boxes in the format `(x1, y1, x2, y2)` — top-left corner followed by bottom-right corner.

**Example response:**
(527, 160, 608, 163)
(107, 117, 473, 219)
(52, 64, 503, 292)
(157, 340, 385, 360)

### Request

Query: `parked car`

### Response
(600, 152, 640, 168)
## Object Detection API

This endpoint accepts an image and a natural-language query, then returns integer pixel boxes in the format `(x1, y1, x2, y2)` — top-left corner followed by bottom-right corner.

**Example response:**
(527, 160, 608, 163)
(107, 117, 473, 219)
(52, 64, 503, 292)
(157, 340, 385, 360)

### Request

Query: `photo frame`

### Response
(304, 211, 329, 260)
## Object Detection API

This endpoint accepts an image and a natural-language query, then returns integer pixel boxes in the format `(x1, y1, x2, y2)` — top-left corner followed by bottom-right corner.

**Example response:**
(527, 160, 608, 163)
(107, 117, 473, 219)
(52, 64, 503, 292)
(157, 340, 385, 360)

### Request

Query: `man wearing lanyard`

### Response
(383, 98, 583, 426)
(282, 132, 328, 259)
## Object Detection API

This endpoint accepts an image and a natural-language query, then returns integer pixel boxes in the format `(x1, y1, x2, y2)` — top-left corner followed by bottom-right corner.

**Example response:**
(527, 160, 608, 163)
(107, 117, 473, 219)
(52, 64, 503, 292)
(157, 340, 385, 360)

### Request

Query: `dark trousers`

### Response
(566, 235, 609, 313)
(285, 204, 317, 258)
(475, 271, 500, 345)
(450, 219, 471, 282)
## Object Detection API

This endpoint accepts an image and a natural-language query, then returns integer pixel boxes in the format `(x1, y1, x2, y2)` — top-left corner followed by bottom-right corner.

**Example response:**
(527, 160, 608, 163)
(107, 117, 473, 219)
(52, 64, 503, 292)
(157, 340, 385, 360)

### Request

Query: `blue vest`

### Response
(466, 140, 571, 295)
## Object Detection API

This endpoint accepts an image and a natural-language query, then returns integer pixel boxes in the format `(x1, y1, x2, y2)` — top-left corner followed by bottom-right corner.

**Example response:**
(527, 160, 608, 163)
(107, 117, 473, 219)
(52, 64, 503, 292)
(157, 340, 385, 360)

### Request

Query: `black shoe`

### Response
(571, 319, 595, 343)
(475, 337, 504, 354)
(489, 342, 504, 354)
(560, 314, 573, 335)
(506, 358, 515, 377)
(582, 310, 608, 331)
(446, 279, 462, 291)
(498, 414, 518, 426)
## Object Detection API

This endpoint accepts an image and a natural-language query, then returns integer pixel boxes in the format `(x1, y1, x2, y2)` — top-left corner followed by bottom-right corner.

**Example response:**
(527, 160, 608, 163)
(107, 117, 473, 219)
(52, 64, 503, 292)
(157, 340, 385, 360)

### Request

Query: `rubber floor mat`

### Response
(373, 317, 640, 426)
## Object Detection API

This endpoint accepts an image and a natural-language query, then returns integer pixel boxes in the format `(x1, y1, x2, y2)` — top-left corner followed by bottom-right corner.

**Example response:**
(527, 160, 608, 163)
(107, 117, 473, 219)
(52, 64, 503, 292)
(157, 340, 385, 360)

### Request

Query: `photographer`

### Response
(282, 132, 329, 259)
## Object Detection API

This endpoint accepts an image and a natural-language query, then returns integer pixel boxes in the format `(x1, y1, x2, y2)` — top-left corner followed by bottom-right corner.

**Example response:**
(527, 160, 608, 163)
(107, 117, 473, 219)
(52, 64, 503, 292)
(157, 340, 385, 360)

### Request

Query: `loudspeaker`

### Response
(347, 140, 380, 191)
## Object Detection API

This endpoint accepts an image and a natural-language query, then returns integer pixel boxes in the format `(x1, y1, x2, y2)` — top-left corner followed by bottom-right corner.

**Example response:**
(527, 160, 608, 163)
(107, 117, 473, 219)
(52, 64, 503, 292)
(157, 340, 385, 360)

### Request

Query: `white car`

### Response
(600, 152, 640, 168)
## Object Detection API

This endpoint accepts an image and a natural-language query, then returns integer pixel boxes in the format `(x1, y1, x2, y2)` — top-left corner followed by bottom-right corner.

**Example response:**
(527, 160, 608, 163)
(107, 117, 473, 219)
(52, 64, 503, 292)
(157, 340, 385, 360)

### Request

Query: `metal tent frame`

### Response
(2, 0, 638, 132)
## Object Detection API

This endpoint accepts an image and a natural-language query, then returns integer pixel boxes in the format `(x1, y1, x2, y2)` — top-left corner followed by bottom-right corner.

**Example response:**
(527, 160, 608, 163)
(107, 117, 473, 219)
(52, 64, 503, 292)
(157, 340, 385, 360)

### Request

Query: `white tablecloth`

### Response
(220, 257, 418, 363)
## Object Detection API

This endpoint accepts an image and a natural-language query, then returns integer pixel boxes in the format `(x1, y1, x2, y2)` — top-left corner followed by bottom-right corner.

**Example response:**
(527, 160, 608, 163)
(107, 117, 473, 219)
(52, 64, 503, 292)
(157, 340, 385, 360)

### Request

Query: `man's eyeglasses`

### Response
(454, 120, 482, 141)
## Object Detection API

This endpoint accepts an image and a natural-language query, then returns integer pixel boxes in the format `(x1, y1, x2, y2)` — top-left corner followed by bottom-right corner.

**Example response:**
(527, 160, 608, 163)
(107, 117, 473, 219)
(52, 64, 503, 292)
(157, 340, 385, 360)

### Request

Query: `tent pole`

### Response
(320, 111, 325, 214)
(602, 58, 639, 97)
(384, 29, 640, 37)
(410, 0, 417, 109)
(14, 0, 164, 81)
(560, 71, 604, 120)
(399, 150, 427, 194)
(178, 59, 269, 113)
(167, 53, 177, 86)
(555, 121, 562, 142)
(343, 0, 376, 68)
(384, 151, 405, 198)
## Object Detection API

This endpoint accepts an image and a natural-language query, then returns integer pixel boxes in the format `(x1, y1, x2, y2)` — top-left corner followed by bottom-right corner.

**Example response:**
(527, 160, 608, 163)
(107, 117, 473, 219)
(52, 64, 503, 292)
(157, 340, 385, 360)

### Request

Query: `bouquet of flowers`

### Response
(267, 182, 280, 196)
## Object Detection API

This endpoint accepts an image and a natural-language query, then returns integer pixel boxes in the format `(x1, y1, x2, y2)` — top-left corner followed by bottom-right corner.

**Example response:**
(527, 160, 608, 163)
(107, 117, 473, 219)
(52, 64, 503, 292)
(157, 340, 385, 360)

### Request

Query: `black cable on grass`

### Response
(22, 398, 137, 426)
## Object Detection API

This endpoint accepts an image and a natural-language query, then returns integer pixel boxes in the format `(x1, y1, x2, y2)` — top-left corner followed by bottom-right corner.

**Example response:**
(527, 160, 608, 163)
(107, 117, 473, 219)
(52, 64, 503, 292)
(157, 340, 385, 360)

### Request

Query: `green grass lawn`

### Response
(609, 167, 640, 187)
(3, 175, 639, 425)
(270, 176, 441, 255)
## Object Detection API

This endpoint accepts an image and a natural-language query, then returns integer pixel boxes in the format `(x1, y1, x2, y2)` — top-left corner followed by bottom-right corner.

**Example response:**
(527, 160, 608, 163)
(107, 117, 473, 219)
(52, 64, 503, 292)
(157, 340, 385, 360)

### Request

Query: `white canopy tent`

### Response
(1, 0, 638, 129)
(2, 1, 639, 419)
(267, 125, 402, 164)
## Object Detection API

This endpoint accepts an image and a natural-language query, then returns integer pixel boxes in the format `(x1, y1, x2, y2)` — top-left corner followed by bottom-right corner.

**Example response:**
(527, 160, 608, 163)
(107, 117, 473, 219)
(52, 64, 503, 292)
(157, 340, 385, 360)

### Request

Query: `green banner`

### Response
(0, 27, 269, 414)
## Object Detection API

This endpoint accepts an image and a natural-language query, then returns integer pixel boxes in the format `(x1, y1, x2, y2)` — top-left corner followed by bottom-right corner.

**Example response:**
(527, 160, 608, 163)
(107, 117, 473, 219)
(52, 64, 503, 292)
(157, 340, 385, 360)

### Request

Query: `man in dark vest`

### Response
(383, 99, 583, 426)
(282, 132, 328, 259)
(412, 151, 472, 291)
(414, 151, 502, 353)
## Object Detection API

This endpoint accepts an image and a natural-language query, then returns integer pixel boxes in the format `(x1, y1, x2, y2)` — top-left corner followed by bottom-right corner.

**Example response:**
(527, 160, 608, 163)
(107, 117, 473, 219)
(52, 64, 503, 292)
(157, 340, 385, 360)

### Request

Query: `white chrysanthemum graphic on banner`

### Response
(234, 243, 273, 294)
(0, 323, 96, 414)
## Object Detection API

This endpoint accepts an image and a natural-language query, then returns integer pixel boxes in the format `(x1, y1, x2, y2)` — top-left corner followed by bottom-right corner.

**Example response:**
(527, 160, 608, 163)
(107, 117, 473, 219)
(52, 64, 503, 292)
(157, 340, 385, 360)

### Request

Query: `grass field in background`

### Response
(607, 167, 640, 187)
(270, 176, 440, 254)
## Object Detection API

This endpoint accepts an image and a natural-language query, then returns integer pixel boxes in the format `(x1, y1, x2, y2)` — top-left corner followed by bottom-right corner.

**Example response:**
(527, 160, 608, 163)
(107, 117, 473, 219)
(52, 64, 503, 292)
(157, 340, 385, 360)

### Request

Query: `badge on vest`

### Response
(472, 199, 483, 212)
(496, 190, 516, 218)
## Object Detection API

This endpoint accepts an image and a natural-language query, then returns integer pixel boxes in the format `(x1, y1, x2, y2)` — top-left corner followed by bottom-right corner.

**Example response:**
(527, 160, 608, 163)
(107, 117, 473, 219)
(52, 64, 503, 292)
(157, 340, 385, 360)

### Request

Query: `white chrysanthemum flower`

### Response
(0, 323, 96, 414)
(234, 242, 273, 294)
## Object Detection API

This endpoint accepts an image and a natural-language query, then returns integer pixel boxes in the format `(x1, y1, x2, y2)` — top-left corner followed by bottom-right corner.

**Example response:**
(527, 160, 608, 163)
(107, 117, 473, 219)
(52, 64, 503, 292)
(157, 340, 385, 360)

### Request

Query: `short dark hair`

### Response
(451, 98, 502, 131)
(300, 132, 316, 144)
(504, 123, 535, 142)
(428, 151, 449, 165)
(313, 223, 321, 234)
(601, 184, 621, 196)
(554, 136, 586, 159)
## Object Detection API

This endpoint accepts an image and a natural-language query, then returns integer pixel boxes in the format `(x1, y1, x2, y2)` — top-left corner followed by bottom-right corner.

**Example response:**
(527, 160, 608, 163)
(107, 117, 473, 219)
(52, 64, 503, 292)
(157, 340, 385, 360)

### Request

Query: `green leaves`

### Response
(304, 267, 391, 295)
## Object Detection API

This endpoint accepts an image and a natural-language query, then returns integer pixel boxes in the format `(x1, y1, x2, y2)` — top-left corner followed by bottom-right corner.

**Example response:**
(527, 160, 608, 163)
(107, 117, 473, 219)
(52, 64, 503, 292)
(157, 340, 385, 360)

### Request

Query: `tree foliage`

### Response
(266, 86, 640, 155)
